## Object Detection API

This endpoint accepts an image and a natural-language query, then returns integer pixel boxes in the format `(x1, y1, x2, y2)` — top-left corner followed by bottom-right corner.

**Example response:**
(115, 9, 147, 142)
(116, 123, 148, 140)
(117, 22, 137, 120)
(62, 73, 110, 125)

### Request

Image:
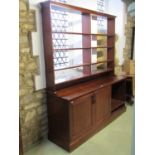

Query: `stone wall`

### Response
(115, 9, 135, 75)
(19, 0, 48, 152)
(123, 14, 135, 74)
(123, 15, 135, 60)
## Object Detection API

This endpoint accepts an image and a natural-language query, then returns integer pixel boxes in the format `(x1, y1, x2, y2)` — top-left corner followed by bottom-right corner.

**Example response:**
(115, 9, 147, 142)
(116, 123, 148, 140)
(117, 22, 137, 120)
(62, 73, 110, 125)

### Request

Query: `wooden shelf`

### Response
(52, 31, 114, 37)
(111, 99, 124, 112)
(54, 60, 113, 71)
(54, 46, 113, 51)
(91, 46, 113, 49)
(55, 68, 114, 85)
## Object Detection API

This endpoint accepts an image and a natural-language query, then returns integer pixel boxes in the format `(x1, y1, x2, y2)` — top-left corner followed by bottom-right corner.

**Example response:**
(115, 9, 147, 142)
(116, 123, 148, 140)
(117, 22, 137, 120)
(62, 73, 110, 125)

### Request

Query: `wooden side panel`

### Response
(70, 93, 93, 140)
(107, 18, 115, 75)
(82, 13, 91, 74)
(41, 2, 55, 89)
(107, 18, 115, 35)
(95, 86, 111, 123)
(47, 94, 70, 148)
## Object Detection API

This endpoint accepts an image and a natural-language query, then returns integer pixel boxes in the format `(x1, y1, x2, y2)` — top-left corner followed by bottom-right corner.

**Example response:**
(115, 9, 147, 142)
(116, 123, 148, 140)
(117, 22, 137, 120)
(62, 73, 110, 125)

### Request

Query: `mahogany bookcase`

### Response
(41, 1, 127, 151)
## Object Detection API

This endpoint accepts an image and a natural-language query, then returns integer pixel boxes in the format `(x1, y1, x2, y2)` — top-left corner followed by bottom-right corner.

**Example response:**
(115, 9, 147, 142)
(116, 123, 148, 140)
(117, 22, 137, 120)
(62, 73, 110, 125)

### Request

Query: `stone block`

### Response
(28, 11, 36, 24)
(20, 11, 27, 17)
(38, 113, 47, 122)
(20, 11, 32, 22)
(27, 87, 34, 94)
(24, 72, 32, 79)
(20, 29, 29, 35)
(21, 55, 27, 62)
(19, 88, 27, 96)
(123, 59, 130, 74)
(25, 110, 36, 122)
(114, 65, 124, 76)
(19, 62, 25, 69)
(37, 106, 43, 115)
(23, 102, 39, 110)
(20, 42, 29, 49)
(37, 104, 47, 115)
(27, 62, 37, 71)
(123, 54, 129, 60)
(27, 79, 34, 87)
(20, 35, 28, 44)
(21, 47, 30, 53)
(23, 24, 34, 31)
(129, 60, 135, 75)
(20, 1, 27, 11)
(42, 105, 47, 113)
(20, 94, 34, 105)
(41, 125, 48, 133)
(36, 92, 45, 99)
(20, 17, 28, 23)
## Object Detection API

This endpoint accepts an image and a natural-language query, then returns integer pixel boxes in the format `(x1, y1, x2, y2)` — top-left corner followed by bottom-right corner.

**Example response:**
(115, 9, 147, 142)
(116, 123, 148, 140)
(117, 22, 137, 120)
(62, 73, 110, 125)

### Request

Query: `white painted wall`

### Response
(29, 0, 47, 90)
(68, 0, 97, 11)
(108, 0, 127, 65)
(29, 0, 126, 90)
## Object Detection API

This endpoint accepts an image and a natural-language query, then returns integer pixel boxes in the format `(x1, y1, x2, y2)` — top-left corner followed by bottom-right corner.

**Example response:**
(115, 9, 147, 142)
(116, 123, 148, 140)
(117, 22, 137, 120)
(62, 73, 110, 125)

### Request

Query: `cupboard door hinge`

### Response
(91, 94, 96, 104)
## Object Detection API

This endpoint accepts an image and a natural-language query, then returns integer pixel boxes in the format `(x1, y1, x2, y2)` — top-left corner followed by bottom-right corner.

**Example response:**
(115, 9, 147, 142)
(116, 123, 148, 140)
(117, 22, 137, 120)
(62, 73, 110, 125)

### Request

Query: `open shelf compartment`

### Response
(111, 80, 126, 112)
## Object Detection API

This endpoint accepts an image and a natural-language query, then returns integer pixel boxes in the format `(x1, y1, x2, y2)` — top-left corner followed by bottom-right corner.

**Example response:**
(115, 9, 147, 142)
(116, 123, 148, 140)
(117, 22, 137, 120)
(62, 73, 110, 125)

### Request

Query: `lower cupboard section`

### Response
(69, 105, 126, 151)
(47, 79, 126, 152)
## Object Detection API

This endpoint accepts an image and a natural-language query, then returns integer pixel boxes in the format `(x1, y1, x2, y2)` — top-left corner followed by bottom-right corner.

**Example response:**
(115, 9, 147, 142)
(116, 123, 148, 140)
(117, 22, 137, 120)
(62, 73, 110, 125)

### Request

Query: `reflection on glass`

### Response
(91, 16, 107, 34)
(66, 34, 82, 48)
(91, 63, 107, 74)
(97, 36, 107, 46)
(67, 12, 82, 33)
(91, 49, 97, 63)
(97, 48, 107, 62)
(54, 50, 83, 70)
(91, 48, 107, 63)
(52, 34, 82, 49)
(51, 5, 109, 84)
(68, 50, 82, 66)
(55, 67, 84, 84)
(91, 17, 97, 34)
(97, 16, 107, 33)
(55, 62, 109, 84)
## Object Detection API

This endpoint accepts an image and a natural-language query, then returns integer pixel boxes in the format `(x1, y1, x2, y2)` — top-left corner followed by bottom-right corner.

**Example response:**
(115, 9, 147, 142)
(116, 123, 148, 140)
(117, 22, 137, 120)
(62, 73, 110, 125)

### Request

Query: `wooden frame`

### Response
(41, 1, 116, 90)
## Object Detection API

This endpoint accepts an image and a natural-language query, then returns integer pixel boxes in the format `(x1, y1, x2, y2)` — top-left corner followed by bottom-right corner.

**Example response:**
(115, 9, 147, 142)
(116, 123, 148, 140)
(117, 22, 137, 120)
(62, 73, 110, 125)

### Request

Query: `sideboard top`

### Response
(50, 75, 127, 100)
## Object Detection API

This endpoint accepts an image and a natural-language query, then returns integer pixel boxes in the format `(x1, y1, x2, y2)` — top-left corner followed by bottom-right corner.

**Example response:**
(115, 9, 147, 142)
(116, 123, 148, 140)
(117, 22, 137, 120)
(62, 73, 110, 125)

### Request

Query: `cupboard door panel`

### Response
(95, 86, 111, 123)
(70, 94, 93, 138)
